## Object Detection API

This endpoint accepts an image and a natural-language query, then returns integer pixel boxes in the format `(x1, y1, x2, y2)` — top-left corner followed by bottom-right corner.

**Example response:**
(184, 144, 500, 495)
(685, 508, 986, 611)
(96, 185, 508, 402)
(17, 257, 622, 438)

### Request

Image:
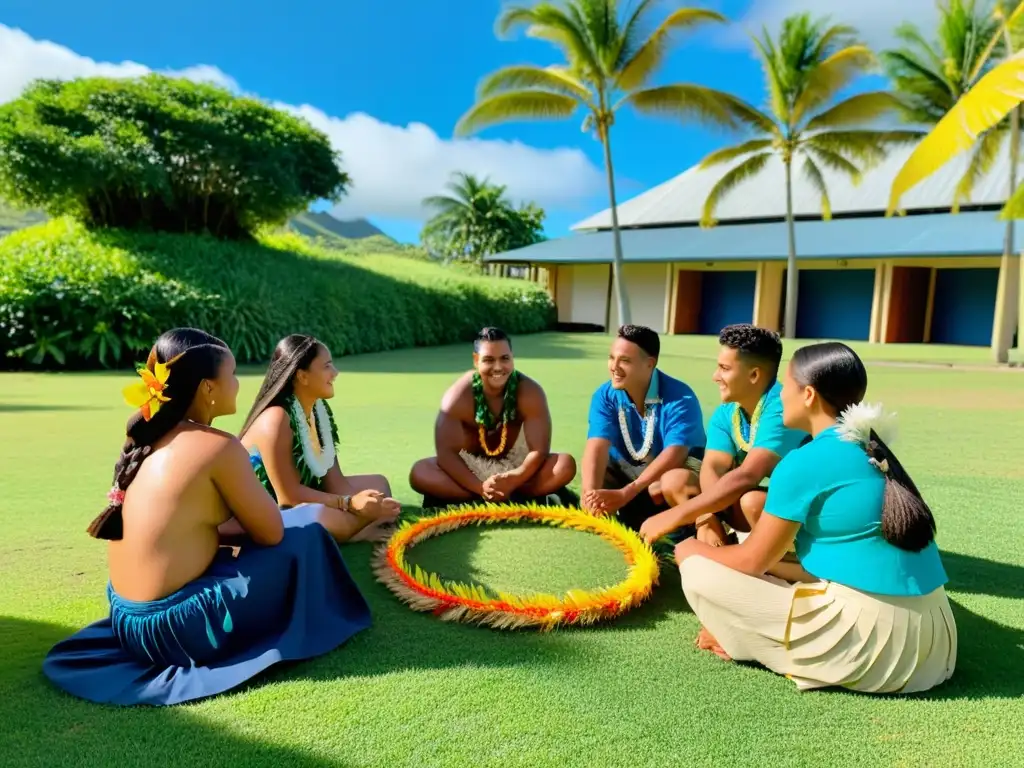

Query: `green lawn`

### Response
(2, 332, 1022, 768)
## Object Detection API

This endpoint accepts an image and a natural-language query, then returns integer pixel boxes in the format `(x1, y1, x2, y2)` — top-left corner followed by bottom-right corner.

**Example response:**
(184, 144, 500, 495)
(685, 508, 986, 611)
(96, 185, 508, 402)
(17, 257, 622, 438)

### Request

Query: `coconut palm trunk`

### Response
(600, 122, 631, 328)
(784, 159, 799, 339)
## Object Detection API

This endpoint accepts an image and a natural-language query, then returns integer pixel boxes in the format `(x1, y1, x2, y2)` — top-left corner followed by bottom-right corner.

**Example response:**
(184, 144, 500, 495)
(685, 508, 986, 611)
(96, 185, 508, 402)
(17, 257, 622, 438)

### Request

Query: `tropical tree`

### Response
(420, 171, 546, 266)
(454, 0, 756, 326)
(886, 0, 1024, 362)
(0, 75, 347, 239)
(881, 0, 1004, 210)
(695, 13, 923, 338)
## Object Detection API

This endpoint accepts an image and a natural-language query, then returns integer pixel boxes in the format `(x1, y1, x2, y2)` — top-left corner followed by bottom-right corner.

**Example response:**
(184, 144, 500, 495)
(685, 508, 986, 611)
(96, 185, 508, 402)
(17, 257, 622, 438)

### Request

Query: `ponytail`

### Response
(87, 329, 229, 540)
(837, 403, 936, 552)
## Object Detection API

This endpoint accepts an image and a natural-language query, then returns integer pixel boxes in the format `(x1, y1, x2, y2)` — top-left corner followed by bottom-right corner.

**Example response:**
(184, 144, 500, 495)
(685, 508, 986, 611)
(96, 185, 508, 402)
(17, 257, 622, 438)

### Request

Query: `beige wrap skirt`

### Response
(679, 556, 957, 694)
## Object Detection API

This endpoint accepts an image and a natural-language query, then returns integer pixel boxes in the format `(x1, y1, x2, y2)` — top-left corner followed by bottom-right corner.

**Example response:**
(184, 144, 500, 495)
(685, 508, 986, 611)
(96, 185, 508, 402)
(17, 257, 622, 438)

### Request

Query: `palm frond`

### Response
(478, 65, 593, 105)
(616, 0, 661, 68)
(889, 50, 1024, 214)
(998, 176, 1024, 219)
(700, 152, 773, 227)
(792, 45, 877, 125)
(752, 34, 790, 125)
(497, 3, 602, 77)
(801, 155, 832, 219)
(698, 139, 776, 168)
(624, 85, 777, 133)
(804, 91, 906, 131)
(953, 126, 1006, 211)
(969, 0, 1022, 82)
(616, 8, 727, 91)
(804, 145, 862, 183)
(455, 91, 579, 136)
(805, 130, 924, 166)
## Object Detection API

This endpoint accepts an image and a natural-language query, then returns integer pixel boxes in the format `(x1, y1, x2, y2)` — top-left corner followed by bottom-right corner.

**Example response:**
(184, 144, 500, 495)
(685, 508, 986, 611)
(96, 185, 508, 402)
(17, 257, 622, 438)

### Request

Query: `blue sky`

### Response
(1, 0, 935, 243)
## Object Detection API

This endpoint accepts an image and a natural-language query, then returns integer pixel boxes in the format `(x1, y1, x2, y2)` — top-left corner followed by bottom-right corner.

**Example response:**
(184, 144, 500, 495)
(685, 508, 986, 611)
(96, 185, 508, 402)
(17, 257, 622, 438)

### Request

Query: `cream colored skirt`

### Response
(679, 556, 957, 694)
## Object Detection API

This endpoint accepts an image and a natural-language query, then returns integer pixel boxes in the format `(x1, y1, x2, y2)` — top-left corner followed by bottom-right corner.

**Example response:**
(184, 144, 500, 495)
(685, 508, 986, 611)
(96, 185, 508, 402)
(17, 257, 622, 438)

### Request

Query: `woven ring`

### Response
(373, 503, 661, 631)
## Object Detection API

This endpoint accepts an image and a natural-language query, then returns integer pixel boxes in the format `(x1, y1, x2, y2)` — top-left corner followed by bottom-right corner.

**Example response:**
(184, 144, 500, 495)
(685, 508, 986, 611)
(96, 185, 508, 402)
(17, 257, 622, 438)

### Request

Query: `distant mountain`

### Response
(0, 202, 46, 237)
(287, 211, 392, 243)
(0, 202, 396, 247)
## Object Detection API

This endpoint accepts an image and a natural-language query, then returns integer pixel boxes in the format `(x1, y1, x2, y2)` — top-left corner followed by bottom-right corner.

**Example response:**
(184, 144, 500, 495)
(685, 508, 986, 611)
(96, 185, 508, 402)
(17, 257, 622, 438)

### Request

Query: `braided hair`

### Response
(789, 342, 936, 552)
(87, 328, 231, 540)
(238, 334, 326, 439)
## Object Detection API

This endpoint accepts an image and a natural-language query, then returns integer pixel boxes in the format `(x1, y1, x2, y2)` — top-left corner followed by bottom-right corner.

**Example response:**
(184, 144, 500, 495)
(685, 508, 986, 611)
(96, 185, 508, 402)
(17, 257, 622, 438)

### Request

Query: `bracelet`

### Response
(341, 495, 351, 513)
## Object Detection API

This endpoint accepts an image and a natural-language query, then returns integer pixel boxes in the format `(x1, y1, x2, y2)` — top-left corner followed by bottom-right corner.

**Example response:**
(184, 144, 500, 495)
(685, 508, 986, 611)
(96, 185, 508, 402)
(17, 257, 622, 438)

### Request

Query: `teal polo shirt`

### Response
(764, 425, 948, 596)
(705, 381, 808, 467)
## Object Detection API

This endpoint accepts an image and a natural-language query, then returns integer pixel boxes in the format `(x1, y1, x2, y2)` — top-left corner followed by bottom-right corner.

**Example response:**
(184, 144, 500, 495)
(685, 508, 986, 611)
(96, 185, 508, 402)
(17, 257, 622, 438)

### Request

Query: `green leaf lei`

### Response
(473, 370, 519, 430)
(287, 394, 340, 489)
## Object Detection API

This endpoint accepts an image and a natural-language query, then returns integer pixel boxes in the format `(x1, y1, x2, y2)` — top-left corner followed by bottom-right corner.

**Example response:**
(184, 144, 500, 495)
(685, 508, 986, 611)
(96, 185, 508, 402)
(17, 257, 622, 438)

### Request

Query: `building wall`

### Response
(609, 263, 671, 332)
(548, 255, 1011, 348)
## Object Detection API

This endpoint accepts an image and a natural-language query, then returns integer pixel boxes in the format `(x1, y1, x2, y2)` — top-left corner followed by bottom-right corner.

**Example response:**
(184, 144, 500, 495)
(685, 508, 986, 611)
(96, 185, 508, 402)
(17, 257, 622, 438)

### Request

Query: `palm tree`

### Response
(886, 0, 1023, 362)
(454, 0, 756, 327)
(420, 171, 543, 266)
(882, 0, 1004, 210)
(695, 13, 923, 339)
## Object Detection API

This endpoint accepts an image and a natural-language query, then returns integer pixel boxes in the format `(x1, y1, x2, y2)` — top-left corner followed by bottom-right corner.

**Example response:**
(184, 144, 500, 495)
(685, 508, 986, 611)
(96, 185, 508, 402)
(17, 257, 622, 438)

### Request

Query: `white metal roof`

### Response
(572, 142, 1021, 231)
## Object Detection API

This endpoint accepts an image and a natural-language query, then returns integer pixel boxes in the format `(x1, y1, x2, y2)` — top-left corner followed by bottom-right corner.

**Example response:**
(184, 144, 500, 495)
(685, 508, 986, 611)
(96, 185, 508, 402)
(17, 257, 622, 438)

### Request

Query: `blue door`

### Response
(795, 269, 875, 341)
(697, 271, 756, 335)
(930, 268, 998, 346)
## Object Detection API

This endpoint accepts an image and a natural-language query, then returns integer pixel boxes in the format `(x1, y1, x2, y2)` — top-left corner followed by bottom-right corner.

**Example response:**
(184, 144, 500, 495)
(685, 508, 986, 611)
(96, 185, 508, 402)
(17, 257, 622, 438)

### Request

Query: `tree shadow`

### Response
(0, 403, 107, 413)
(0, 615, 352, 767)
(942, 550, 1024, 600)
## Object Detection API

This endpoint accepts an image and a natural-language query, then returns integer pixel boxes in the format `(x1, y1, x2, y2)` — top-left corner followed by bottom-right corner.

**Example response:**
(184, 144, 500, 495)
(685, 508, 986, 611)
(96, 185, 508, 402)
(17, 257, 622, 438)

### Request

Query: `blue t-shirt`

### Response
(587, 369, 706, 467)
(765, 425, 948, 596)
(706, 381, 808, 468)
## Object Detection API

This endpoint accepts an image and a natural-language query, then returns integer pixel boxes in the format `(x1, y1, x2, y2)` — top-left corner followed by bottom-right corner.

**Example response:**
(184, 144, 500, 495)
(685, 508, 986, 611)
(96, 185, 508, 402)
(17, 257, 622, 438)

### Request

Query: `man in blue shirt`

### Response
(581, 324, 706, 531)
(639, 324, 808, 545)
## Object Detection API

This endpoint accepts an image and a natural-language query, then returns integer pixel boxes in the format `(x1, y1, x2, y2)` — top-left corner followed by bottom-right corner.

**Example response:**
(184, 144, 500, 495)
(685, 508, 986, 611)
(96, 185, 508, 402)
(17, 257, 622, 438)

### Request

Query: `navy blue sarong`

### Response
(42, 507, 371, 706)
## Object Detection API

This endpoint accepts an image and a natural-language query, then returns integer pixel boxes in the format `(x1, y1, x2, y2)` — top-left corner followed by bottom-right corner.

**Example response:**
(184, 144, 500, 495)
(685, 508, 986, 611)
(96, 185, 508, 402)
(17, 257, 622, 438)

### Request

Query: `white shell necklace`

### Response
(618, 400, 657, 462)
(291, 397, 336, 478)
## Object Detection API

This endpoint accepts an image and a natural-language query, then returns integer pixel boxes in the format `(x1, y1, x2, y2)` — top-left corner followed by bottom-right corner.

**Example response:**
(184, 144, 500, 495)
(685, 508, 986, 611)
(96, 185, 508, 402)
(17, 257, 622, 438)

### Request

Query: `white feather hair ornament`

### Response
(835, 402, 899, 447)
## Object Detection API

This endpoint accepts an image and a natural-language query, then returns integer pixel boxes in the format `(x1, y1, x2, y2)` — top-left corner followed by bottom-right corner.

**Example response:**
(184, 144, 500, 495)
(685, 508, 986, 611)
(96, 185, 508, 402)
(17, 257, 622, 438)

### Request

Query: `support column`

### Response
(753, 262, 784, 331)
(992, 253, 1021, 362)
(872, 262, 893, 343)
(923, 268, 937, 343)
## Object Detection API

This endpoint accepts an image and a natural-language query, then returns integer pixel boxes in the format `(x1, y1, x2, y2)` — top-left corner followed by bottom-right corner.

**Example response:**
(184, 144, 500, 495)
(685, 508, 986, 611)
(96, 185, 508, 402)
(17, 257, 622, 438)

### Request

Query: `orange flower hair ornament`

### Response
(122, 352, 183, 421)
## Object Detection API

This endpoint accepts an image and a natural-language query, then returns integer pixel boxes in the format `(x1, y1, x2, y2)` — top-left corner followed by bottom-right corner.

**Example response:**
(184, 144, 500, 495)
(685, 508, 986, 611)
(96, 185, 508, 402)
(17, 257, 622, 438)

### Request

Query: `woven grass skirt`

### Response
(679, 556, 957, 694)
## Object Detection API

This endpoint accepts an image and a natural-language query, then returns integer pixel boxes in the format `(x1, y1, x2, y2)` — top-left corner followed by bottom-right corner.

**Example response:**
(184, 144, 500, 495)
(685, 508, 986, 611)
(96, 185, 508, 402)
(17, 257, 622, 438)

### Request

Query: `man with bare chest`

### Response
(409, 327, 577, 508)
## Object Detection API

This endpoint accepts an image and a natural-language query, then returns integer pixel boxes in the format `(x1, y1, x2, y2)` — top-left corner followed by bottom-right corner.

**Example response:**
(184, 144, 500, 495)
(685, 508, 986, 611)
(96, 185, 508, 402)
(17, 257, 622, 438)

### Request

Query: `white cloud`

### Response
(720, 0, 941, 51)
(0, 25, 239, 101)
(0, 24, 604, 223)
(281, 105, 604, 220)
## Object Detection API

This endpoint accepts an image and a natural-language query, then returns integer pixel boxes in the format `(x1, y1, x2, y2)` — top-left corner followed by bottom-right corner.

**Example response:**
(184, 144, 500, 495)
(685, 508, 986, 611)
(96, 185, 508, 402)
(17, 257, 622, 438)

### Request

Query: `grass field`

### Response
(2, 332, 1022, 768)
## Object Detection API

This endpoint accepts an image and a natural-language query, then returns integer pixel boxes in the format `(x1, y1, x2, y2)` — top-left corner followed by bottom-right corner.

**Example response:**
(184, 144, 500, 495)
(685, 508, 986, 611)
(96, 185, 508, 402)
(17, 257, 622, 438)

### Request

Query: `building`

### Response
(485, 144, 1021, 354)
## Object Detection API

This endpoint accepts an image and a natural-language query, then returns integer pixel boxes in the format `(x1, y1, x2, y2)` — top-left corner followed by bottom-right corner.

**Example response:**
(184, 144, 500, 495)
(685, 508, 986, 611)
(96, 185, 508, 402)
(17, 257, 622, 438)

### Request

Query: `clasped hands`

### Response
(582, 479, 660, 517)
(481, 470, 521, 501)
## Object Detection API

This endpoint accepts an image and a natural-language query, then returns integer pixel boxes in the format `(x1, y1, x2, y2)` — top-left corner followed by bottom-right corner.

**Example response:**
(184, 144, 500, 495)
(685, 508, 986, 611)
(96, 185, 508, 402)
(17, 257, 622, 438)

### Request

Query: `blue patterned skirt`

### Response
(42, 507, 371, 706)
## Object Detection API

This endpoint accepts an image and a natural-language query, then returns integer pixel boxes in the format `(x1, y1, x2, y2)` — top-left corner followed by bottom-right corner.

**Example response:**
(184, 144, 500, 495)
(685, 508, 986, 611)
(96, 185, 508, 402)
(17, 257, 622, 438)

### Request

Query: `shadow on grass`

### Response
(0, 615, 352, 767)
(0, 403, 108, 413)
(943, 550, 1024, 600)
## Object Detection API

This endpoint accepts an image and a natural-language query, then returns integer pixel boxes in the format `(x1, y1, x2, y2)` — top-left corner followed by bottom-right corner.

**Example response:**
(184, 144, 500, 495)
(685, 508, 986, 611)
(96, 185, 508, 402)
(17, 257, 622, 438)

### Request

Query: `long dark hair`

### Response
(239, 334, 326, 438)
(789, 342, 936, 552)
(87, 328, 231, 540)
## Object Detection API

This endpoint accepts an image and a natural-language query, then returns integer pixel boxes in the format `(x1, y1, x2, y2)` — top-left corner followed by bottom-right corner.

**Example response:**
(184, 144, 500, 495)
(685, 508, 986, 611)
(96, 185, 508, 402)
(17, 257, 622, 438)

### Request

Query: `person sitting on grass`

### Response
(675, 341, 957, 695)
(42, 328, 373, 707)
(639, 324, 807, 548)
(581, 324, 706, 532)
(409, 327, 577, 508)
(240, 334, 400, 543)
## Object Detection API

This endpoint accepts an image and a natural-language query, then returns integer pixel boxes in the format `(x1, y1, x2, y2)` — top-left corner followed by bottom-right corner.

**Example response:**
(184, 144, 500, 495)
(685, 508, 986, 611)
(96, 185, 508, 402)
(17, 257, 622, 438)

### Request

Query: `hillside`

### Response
(0, 201, 397, 248)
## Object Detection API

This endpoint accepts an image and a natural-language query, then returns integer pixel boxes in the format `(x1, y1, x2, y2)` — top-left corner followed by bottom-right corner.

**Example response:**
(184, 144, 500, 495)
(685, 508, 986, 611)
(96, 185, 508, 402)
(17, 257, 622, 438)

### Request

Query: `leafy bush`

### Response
(0, 219, 556, 370)
(0, 75, 347, 239)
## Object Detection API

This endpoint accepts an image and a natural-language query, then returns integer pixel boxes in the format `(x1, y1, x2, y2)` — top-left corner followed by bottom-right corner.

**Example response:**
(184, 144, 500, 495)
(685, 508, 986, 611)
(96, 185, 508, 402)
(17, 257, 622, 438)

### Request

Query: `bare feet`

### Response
(696, 515, 728, 547)
(695, 626, 732, 661)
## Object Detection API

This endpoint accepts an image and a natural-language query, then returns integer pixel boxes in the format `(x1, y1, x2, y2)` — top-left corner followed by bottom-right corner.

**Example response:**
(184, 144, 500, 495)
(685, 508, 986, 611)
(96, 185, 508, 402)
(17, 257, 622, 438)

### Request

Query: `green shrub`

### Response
(0, 219, 555, 369)
(0, 75, 347, 238)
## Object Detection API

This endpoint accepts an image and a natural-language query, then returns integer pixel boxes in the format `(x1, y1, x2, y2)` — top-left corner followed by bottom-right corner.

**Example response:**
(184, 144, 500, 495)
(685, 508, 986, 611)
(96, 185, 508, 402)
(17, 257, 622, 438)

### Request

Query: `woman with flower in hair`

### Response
(240, 334, 400, 543)
(675, 341, 956, 695)
(42, 328, 372, 707)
